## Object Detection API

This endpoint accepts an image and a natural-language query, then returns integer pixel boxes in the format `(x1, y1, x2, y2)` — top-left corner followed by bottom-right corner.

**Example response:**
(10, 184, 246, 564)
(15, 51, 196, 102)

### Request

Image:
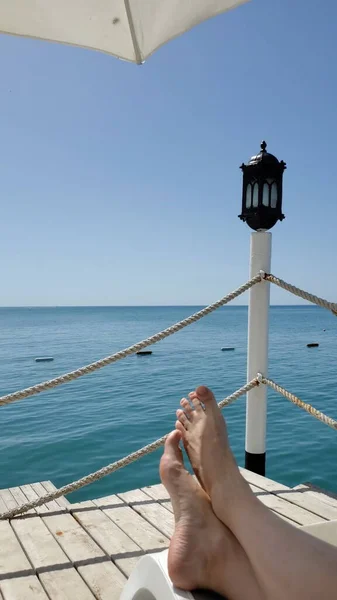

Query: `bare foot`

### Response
(160, 430, 263, 599)
(176, 386, 253, 525)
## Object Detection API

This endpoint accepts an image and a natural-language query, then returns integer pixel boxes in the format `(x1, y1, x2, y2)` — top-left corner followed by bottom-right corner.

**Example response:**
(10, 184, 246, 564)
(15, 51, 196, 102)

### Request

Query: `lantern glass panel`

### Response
(252, 183, 259, 207)
(271, 182, 278, 208)
(262, 183, 269, 207)
(246, 183, 252, 208)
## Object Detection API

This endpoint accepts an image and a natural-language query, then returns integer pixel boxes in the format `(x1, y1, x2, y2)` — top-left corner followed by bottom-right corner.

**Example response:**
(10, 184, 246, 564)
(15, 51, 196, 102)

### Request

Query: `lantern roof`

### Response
(245, 141, 286, 169)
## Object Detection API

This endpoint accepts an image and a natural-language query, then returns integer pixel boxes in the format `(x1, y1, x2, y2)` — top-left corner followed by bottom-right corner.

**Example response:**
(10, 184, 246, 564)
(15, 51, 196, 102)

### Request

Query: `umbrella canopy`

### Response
(0, 0, 249, 64)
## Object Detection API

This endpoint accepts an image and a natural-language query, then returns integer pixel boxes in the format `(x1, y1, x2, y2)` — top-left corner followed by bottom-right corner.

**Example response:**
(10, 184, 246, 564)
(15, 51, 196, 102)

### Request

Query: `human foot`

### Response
(176, 386, 253, 525)
(160, 430, 263, 599)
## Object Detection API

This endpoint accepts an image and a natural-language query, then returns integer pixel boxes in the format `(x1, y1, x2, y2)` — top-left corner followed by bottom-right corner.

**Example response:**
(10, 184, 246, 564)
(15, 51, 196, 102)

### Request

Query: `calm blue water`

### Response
(0, 306, 336, 502)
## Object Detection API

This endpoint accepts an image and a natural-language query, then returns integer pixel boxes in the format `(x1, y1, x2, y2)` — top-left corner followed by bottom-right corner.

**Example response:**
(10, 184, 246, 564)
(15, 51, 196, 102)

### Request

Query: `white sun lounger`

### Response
(120, 521, 337, 600)
(120, 549, 223, 600)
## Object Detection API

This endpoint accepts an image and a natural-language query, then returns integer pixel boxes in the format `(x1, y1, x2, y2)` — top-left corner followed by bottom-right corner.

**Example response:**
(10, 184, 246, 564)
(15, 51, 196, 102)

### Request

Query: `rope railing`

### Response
(265, 273, 337, 315)
(0, 275, 261, 408)
(261, 376, 337, 431)
(0, 378, 259, 520)
(1, 272, 337, 519)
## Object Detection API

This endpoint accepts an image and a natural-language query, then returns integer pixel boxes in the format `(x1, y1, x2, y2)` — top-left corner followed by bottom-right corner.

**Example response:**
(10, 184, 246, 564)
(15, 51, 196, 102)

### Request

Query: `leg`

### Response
(160, 431, 263, 599)
(177, 386, 337, 600)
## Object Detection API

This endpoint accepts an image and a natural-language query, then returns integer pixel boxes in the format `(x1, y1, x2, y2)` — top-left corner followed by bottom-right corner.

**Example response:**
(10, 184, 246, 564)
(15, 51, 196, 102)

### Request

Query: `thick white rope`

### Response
(261, 376, 337, 431)
(0, 275, 261, 408)
(0, 378, 259, 520)
(265, 273, 337, 314)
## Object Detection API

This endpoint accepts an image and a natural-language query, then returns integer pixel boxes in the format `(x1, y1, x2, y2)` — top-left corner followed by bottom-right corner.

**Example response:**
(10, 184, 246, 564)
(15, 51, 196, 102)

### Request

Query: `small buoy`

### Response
(221, 347, 235, 352)
(307, 343, 319, 348)
(35, 357, 54, 362)
(136, 351, 152, 356)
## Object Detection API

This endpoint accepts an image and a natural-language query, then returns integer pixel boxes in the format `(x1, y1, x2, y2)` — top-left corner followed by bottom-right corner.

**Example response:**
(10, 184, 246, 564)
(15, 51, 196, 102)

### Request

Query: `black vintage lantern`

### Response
(239, 141, 286, 231)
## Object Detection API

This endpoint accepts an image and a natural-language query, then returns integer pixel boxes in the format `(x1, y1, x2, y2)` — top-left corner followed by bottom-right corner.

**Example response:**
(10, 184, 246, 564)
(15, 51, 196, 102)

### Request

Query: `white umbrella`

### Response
(0, 0, 249, 64)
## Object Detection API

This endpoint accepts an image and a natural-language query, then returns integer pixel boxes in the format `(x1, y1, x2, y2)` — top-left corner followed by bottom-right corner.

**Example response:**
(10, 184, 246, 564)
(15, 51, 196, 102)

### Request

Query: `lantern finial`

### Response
(260, 140, 267, 152)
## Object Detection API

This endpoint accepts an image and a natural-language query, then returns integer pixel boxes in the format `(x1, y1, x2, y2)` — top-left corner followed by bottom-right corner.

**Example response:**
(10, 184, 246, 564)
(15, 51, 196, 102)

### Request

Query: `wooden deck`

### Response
(1, 470, 337, 599)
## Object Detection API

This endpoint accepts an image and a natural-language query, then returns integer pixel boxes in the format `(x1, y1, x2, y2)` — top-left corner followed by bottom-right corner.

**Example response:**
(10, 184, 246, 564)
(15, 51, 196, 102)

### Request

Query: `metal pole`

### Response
(245, 231, 272, 476)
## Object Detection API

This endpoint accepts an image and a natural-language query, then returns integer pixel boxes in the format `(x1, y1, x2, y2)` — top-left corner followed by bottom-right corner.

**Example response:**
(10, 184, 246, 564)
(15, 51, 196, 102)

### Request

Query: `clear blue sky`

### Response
(1, 0, 336, 306)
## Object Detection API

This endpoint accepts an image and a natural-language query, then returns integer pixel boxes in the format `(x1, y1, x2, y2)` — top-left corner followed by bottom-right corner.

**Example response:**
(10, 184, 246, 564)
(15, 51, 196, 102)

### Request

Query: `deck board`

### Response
(117, 489, 152, 504)
(7, 487, 36, 516)
(0, 489, 18, 512)
(11, 516, 71, 573)
(141, 483, 171, 502)
(249, 483, 326, 525)
(41, 512, 106, 565)
(0, 521, 34, 578)
(0, 576, 48, 600)
(78, 560, 126, 600)
(132, 502, 175, 538)
(1, 473, 336, 599)
(115, 555, 144, 578)
(103, 504, 169, 552)
(293, 484, 337, 511)
(19, 482, 68, 516)
(39, 567, 96, 599)
(73, 507, 142, 558)
(241, 469, 337, 520)
(92, 494, 124, 509)
(40, 481, 71, 509)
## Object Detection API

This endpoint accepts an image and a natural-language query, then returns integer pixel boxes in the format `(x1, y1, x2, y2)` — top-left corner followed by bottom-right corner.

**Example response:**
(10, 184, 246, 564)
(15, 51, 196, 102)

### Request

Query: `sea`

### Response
(0, 305, 337, 502)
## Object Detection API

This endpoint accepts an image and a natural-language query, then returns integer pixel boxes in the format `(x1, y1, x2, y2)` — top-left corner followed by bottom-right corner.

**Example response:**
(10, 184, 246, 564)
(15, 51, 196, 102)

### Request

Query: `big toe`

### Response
(195, 385, 218, 408)
(160, 431, 184, 484)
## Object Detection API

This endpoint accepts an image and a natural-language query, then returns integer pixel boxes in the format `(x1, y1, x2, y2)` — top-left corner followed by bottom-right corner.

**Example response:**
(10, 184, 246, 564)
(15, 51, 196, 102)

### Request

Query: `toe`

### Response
(160, 431, 186, 494)
(175, 420, 186, 436)
(176, 409, 190, 429)
(195, 386, 218, 409)
(188, 391, 204, 413)
(164, 430, 184, 462)
(180, 398, 193, 418)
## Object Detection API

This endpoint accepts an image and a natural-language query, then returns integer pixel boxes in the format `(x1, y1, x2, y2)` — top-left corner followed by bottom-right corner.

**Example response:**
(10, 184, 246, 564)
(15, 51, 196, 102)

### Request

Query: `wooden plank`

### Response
(104, 505, 169, 552)
(277, 487, 337, 521)
(240, 468, 290, 492)
(161, 501, 173, 513)
(92, 495, 125, 509)
(115, 556, 142, 578)
(70, 501, 97, 512)
(240, 468, 334, 520)
(118, 489, 152, 504)
(141, 483, 170, 502)
(250, 484, 325, 525)
(73, 507, 141, 558)
(0, 521, 33, 577)
(42, 512, 106, 565)
(20, 484, 49, 515)
(41, 481, 71, 508)
(7, 487, 35, 516)
(40, 567, 95, 599)
(0, 494, 8, 515)
(0, 575, 48, 600)
(31, 483, 60, 513)
(11, 516, 71, 572)
(79, 560, 126, 600)
(294, 484, 337, 510)
(0, 488, 18, 512)
(133, 503, 174, 538)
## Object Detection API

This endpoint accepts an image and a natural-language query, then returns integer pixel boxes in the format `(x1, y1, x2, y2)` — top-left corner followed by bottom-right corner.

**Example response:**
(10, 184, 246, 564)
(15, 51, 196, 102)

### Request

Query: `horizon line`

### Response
(0, 303, 315, 309)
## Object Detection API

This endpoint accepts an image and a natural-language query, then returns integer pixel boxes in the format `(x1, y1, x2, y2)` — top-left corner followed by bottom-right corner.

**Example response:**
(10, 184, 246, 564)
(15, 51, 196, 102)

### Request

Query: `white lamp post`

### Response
(239, 141, 286, 475)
